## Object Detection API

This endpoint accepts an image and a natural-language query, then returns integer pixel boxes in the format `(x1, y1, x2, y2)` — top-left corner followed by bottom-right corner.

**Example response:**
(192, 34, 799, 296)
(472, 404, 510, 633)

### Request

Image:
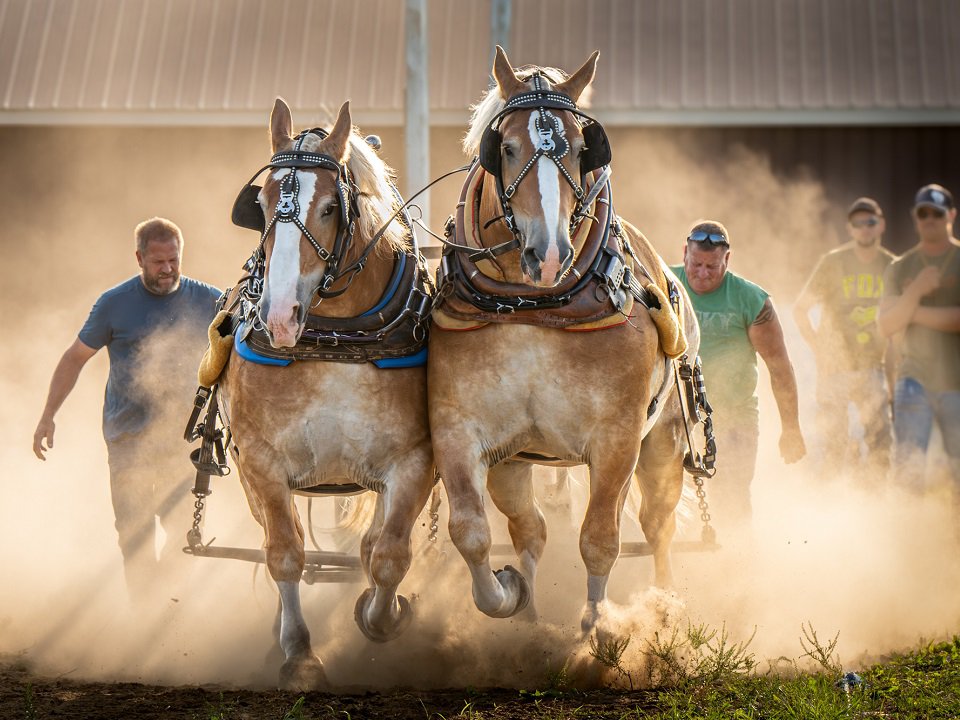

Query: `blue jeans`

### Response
(891, 377, 960, 490)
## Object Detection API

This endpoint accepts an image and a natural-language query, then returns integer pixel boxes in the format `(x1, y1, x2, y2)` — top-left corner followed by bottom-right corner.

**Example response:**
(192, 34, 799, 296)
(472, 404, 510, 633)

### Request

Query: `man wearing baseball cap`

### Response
(793, 197, 896, 480)
(878, 183, 960, 495)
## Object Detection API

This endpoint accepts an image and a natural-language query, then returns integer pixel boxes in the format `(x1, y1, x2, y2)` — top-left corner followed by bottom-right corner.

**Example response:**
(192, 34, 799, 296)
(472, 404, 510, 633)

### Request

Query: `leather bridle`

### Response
(477, 72, 612, 256)
(233, 128, 387, 301)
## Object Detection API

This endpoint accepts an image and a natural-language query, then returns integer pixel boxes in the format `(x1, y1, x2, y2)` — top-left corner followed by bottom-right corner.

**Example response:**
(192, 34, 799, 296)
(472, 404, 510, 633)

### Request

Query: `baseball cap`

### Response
(914, 183, 954, 213)
(847, 197, 883, 218)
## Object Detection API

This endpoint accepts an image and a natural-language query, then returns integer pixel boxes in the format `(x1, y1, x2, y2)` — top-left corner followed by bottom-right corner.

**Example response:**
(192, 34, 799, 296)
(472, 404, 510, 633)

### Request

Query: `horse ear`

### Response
(321, 101, 353, 163)
(554, 51, 599, 103)
(270, 97, 293, 153)
(492, 45, 525, 100)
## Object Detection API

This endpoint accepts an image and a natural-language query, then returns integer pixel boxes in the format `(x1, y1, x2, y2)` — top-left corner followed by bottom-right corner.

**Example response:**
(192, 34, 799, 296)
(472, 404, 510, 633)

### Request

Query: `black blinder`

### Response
(479, 125, 502, 177)
(232, 184, 265, 232)
(581, 122, 611, 173)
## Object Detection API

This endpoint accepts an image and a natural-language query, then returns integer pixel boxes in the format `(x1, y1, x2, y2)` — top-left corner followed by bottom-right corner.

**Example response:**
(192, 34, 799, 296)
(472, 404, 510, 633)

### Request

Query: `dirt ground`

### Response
(0, 656, 662, 719)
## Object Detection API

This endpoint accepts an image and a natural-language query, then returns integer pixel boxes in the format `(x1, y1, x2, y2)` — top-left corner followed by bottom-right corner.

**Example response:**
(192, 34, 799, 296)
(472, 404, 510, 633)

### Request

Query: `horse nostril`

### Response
(522, 247, 544, 266)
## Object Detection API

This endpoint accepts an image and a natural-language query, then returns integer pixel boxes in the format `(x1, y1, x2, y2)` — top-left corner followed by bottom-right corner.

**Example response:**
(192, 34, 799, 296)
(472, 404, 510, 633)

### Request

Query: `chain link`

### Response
(692, 475, 716, 545)
(427, 484, 441, 543)
(186, 494, 206, 550)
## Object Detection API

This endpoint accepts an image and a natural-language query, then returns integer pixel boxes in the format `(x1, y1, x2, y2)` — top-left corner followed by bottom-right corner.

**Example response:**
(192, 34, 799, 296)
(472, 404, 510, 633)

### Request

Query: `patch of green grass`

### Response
(635, 632, 960, 720)
(22, 681, 35, 720)
(282, 695, 307, 720)
(196, 691, 238, 720)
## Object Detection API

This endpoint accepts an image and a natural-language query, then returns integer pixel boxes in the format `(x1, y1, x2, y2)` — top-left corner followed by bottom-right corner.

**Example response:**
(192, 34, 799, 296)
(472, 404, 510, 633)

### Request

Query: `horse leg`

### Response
(443, 456, 530, 618)
(579, 453, 637, 634)
(486, 460, 545, 620)
(257, 483, 326, 690)
(635, 410, 685, 589)
(354, 451, 433, 642)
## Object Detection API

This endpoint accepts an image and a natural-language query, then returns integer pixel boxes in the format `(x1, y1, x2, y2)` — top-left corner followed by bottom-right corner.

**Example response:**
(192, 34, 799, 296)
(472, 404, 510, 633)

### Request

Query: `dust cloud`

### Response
(1, 126, 956, 691)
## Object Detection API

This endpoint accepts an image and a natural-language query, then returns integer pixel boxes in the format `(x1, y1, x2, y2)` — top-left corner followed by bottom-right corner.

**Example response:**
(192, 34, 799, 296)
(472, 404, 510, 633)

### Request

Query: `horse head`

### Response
(473, 47, 606, 287)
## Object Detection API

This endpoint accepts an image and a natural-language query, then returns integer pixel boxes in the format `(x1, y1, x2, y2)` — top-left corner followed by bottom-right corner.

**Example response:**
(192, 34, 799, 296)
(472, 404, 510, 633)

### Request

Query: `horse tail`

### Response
(625, 472, 698, 535)
(336, 492, 379, 535)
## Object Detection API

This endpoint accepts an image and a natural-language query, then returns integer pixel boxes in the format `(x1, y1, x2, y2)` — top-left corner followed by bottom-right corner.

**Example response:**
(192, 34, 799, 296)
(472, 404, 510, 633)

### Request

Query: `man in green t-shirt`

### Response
(793, 197, 895, 480)
(878, 184, 960, 493)
(671, 220, 806, 533)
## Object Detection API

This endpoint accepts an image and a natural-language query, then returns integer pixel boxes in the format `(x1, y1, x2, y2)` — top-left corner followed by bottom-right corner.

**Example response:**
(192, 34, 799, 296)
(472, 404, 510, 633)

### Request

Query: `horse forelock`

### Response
(290, 129, 408, 256)
(463, 65, 592, 156)
(345, 134, 409, 255)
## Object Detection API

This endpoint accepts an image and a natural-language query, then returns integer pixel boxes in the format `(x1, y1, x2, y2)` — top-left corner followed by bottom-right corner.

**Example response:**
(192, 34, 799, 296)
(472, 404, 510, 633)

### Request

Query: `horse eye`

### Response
(503, 146, 514, 158)
(321, 203, 338, 217)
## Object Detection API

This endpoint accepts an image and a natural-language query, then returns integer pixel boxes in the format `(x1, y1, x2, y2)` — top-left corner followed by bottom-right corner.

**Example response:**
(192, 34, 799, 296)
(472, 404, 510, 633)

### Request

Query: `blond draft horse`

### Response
(218, 99, 434, 689)
(428, 49, 699, 633)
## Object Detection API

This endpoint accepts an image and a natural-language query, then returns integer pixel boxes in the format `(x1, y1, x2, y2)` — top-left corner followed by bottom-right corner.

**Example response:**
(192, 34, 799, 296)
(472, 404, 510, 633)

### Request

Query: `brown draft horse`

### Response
(217, 99, 434, 689)
(428, 48, 699, 633)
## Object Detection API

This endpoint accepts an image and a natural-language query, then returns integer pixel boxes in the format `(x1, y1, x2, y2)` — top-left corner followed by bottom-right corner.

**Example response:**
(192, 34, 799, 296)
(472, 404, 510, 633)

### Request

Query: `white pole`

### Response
(405, 0, 430, 242)
(490, 0, 511, 62)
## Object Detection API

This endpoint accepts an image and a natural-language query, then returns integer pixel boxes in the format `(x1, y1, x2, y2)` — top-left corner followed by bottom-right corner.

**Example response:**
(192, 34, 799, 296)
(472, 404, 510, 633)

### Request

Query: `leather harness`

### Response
(433, 162, 658, 329)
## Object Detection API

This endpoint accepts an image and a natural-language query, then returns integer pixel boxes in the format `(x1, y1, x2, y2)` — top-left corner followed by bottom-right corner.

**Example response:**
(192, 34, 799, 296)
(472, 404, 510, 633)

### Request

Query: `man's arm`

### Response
(911, 305, 960, 333)
(877, 266, 941, 338)
(747, 298, 806, 464)
(33, 338, 98, 460)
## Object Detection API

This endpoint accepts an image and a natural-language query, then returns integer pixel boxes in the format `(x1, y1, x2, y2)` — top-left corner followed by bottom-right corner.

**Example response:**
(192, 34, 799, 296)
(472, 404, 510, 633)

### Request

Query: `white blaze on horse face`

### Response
(527, 112, 563, 284)
(265, 169, 319, 347)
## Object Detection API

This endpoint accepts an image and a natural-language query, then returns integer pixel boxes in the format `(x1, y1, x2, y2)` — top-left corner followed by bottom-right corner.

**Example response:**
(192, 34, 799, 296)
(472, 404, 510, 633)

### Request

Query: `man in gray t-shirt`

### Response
(34, 217, 220, 604)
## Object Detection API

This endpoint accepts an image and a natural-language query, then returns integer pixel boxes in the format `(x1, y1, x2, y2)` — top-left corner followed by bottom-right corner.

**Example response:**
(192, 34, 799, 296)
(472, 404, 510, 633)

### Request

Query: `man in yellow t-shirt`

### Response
(794, 197, 895, 480)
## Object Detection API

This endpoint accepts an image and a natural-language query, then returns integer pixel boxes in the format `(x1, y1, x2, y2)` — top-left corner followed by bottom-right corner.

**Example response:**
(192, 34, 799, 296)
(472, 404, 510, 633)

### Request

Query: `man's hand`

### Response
(33, 338, 97, 461)
(907, 266, 941, 298)
(33, 417, 55, 460)
(779, 425, 806, 464)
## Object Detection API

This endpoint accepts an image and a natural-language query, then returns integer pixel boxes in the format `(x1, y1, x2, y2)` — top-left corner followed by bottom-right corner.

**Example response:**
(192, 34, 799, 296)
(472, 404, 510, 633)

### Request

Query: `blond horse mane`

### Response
(462, 65, 594, 157)
(297, 129, 408, 257)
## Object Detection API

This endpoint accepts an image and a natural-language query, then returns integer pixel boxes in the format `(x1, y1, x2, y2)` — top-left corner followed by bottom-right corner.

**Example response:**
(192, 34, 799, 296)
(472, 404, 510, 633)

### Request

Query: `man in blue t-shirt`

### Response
(33, 217, 220, 604)
(671, 220, 806, 536)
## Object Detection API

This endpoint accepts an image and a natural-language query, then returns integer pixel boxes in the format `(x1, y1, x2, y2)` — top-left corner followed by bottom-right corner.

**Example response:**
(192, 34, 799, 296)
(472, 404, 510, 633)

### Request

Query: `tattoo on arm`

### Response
(752, 299, 775, 326)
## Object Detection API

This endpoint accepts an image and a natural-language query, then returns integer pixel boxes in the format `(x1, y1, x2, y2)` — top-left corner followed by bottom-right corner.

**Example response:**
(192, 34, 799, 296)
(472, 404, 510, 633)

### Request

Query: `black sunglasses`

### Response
(687, 230, 728, 245)
(916, 207, 946, 220)
(850, 217, 880, 228)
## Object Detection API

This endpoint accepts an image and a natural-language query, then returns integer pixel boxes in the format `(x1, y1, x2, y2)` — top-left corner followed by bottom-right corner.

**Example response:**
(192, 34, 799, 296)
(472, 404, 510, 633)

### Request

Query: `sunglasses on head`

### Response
(687, 230, 728, 245)
(916, 207, 946, 220)
(850, 217, 880, 228)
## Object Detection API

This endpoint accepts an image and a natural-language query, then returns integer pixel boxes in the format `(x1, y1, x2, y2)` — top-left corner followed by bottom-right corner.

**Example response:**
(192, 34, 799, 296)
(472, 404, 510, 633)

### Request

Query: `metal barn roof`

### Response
(1, 0, 958, 126)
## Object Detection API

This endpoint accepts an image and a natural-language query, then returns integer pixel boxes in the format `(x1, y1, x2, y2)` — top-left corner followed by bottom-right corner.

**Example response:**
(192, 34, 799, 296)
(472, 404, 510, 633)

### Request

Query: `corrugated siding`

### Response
(1, 0, 958, 120)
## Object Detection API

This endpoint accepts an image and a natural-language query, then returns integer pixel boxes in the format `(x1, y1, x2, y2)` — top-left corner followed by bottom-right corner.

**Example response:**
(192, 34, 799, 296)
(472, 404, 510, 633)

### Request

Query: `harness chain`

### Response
(666, 288, 718, 544)
(183, 384, 230, 552)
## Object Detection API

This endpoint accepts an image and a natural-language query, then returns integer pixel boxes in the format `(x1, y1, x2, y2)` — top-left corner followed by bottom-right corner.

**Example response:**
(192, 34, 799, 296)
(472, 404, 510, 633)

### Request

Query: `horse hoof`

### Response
(279, 653, 327, 692)
(580, 601, 602, 635)
(354, 588, 413, 643)
(489, 565, 531, 618)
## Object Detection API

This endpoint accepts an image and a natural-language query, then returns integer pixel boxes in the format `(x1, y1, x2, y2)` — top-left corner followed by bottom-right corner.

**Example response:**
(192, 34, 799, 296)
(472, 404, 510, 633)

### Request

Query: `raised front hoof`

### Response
(279, 653, 327, 692)
(353, 588, 413, 643)
(484, 565, 531, 619)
